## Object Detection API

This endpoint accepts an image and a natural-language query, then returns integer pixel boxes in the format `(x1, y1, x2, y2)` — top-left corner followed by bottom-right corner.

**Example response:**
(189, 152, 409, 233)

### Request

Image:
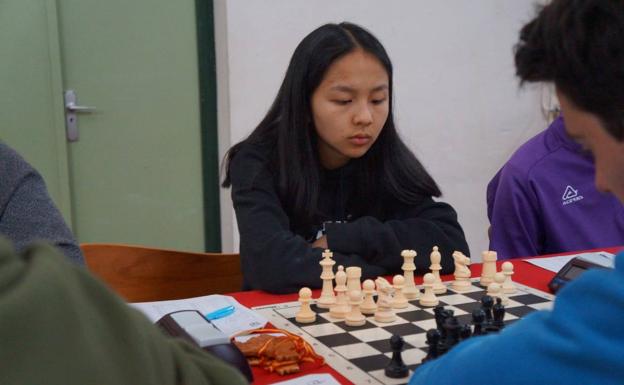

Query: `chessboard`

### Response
(253, 278, 554, 385)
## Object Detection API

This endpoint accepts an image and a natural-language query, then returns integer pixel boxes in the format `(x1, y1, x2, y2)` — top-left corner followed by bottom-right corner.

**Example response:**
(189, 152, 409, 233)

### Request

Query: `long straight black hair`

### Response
(222, 22, 441, 228)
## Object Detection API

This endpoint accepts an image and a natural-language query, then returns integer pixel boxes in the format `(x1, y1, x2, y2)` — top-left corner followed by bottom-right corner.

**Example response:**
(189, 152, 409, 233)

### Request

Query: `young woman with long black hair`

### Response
(222, 22, 469, 293)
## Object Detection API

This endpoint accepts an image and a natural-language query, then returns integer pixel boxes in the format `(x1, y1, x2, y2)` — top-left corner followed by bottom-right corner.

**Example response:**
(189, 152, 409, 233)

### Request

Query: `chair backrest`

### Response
(81, 243, 243, 302)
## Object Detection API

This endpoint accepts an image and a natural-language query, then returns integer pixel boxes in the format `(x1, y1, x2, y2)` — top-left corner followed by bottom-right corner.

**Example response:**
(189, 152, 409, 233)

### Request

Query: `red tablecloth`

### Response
(229, 247, 622, 385)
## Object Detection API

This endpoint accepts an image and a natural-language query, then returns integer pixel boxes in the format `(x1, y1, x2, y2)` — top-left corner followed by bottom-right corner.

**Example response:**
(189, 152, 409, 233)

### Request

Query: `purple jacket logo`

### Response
(562, 185, 584, 205)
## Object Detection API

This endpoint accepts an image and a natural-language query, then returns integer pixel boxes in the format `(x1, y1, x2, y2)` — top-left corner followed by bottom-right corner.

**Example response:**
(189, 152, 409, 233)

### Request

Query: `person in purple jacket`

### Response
(410, 0, 624, 384)
(487, 115, 624, 259)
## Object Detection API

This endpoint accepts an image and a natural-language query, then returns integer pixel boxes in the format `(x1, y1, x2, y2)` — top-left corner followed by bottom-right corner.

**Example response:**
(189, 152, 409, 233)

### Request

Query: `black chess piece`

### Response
(471, 308, 486, 336)
(422, 328, 441, 362)
(481, 295, 494, 325)
(442, 316, 461, 351)
(459, 323, 472, 341)
(385, 334, 409, 378)
(492, 297, 506, 330)
(433, 305, 446, 332)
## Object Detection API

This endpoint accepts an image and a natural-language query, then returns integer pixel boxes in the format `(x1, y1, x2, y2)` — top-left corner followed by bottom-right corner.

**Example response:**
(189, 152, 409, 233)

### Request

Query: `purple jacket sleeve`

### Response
(487, 163, 543, 259)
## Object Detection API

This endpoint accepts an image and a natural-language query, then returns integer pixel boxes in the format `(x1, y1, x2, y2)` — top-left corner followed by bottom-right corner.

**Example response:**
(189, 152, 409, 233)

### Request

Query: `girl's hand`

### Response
(311, 235, 328, 249)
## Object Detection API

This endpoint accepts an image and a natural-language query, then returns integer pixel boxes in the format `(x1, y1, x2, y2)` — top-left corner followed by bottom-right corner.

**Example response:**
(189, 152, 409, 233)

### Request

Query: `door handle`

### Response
(64, 90, 96, 142)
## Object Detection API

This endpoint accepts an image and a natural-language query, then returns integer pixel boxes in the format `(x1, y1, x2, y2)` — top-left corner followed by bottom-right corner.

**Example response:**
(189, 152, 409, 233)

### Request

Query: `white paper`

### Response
(526, 251, 615, 273)
(130, 294, 267, 337)
(270, 373, 341, 385)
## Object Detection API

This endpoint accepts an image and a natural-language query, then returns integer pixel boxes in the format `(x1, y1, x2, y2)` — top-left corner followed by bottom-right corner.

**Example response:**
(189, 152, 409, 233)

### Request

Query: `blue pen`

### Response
(205, 305, 235, 320)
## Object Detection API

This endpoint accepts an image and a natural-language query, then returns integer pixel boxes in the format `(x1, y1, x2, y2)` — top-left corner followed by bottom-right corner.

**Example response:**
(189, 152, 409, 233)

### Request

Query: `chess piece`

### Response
(374, 279, 396, 323)
(430, 246, 447, 294)
(391, 275, 408, 309)
(494, 272, 509, 305)
(442, 316, 461, 351)
(480, 250, 498, 286)
(451, 251, 472, 292)
(472, 308, 486, 336)
(385, 335, 409, 378)
(295, 287, 316, 323)
(433, 305, 447, 334)
(360, 279, 378, 315)
(419, 273, 439, 307)
(346, 266, 362, 293)
(492, 297, 506, 331)
(459, 323, 472, 341)
(501, 261, 517, 294)
(345, 290, 366, 326)
(487, 282, 502, 302)
(329, 266, 349, 319)
(317, 249, 336, 309)
(481, 295, 494, 325)
(422, 328, 441, 362)
(401, 249, 420, 299)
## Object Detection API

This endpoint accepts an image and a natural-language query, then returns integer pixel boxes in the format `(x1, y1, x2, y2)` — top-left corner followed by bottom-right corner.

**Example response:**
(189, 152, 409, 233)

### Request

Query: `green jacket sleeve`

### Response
(0, 237, 248, 385)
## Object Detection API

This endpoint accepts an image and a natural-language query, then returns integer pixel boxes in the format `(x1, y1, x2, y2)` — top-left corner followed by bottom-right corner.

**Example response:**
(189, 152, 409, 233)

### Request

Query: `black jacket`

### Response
(229, 143, 469, 293)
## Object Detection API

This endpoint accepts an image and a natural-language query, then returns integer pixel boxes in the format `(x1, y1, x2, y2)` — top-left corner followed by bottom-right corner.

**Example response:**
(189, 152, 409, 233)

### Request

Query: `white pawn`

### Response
(501, 261, 517, 294)
(391, 275, 408, 309)
(295, 287, 316, 323)
(494, 272, 509, 305)
(374, 280, 396, 323)
(480, 250, 498, 287)
(345, 290, 366, 326)
(317, 249, 336, 309)
(486, 282, 504, 304)
(419, 273, 439, 307)
(360, 279, 378, 315)
(329, 266, 350, 319)
(401, 249, 420, 299)
(429, 246, 447, 294)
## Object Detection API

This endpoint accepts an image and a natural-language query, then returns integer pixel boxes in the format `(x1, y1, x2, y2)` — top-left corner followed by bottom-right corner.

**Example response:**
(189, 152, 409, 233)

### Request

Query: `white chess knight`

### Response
(401, 249, 420, 299)
(374, 277, 396, 323)
(480, 250, 498, 286)
(451, 251, 472, 292)
(429, 246, 447, 294)
(317, 249, 336, 309)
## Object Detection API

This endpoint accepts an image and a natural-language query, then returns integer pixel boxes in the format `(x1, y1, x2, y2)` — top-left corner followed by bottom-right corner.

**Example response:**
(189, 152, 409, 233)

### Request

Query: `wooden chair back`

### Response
(81, 243, 243, 302)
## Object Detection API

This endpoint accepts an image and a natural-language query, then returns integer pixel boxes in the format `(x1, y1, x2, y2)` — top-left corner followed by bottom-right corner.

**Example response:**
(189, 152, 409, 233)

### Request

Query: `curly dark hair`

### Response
(515, 0, 624, 140)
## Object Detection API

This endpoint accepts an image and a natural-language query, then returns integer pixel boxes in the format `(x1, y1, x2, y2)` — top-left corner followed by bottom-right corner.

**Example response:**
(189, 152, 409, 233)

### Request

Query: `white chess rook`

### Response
(346, 266, 362, 293)
(480, 250, 498, 287)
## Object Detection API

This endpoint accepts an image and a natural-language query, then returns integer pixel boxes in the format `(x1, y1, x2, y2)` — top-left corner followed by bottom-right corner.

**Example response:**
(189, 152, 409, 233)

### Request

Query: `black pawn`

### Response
(481, 295, 494, 324)
(471, 308, 486, 336)
(492, 297, 506, 330)
(433, 305, 446, 332)
(459, 323, 472, 341)
(385, 334, 409, 378)
(443, 316, 461, 350)
(423, 329, 441, 362)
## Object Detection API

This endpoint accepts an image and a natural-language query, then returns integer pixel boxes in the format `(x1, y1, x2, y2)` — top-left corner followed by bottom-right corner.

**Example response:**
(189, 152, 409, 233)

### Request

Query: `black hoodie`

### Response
(229, 143, 469, 293)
